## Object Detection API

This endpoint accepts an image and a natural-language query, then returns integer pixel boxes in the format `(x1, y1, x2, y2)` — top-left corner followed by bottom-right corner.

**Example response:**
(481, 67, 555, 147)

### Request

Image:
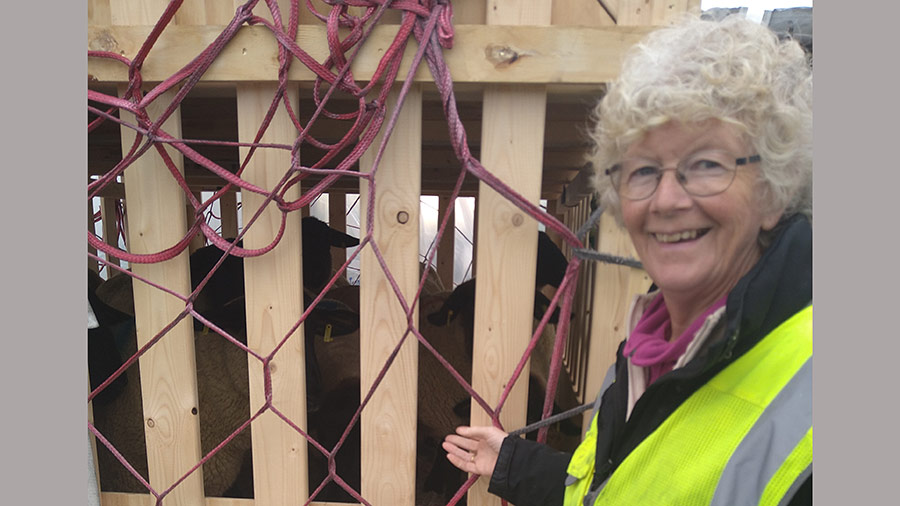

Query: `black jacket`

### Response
(488, 214, 813, 506)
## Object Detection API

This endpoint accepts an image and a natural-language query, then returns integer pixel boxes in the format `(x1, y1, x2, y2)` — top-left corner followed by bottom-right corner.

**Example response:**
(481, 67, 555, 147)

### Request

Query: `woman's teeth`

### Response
(654, 230, 702, 243)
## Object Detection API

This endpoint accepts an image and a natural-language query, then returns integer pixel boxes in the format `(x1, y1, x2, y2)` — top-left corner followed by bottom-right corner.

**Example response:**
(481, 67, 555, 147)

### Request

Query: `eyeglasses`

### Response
(605, 150, 761, 201)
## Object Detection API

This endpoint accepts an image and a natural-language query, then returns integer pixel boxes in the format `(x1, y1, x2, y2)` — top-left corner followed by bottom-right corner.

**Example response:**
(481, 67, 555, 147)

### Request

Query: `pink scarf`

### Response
(623, 293, 727, 386)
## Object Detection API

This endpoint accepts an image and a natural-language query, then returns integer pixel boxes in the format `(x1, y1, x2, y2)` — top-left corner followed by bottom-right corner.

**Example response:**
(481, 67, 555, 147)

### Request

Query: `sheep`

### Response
(91, 272, 361, 498)
(306, 273, 581, 505)
(189, 215, 360, 334)
(90, 307, 255, 497)
(91, 226, 579, 503)
(90, 217, 360, 498)
(88, 270, 131, 406)
(425, 231, 569, 353)
(301, 288, 470, 504)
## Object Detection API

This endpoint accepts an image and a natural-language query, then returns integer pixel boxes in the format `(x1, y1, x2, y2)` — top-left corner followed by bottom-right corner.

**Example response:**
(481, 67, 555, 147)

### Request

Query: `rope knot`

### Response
(435, 0, 454, 48)
(234, 2, 254, 23)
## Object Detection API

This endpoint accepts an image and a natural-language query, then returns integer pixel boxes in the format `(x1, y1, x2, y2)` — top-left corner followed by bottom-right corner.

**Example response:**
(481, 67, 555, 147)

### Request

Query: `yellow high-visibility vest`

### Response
(565, 305, 812, 506)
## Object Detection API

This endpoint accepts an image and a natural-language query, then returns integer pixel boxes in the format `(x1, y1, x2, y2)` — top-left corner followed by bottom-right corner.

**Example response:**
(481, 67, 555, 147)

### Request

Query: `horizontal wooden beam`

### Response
(88, 24, 651, 85)
(99, 491, 357, 506)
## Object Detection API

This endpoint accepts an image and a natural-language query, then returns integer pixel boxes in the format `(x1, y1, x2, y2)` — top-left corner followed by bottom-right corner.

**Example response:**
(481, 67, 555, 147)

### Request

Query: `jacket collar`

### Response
(721, 213, 813, 360)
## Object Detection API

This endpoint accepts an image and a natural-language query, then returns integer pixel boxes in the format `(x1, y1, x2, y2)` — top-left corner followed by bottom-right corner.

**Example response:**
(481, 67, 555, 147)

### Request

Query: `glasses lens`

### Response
(679, 151, 738, 196)
(618, 160, 661, 200)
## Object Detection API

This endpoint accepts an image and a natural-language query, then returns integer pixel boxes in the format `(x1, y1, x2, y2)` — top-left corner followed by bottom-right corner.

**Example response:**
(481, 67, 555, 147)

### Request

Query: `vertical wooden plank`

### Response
(101, 197, 122, 275)
(188, 191, 206, 254)
(597, 0, 619, 22)
(451, 0, 488, 24)
(552, 0, 615, 26)
(111, 0, 205, 503)
(469, 2, 551, 505)
(329, 192, 348, 276)
(358, 86, 422, 506)
(471, 198, 479, 279)
(88, 0, 111, 25)
(89, 198, 100, 274)
(219, 191, 239, 239)
(616, 0, 700, 25)
(89, 382, 101, 494)
(582, 213, 651, 432)
(175, 0, 235, 25)
(233, 3, 307, 504)
(237, 81, 309, 506)
(436, 195, 455, 290)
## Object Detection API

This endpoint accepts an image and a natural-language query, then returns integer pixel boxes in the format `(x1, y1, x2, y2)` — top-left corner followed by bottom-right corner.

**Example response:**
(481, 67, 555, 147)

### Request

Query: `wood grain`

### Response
(358, 87, 422, 506)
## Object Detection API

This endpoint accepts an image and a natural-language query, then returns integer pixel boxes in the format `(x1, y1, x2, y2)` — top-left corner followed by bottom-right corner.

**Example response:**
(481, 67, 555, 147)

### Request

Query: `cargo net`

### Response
(88, 1, 597, 505)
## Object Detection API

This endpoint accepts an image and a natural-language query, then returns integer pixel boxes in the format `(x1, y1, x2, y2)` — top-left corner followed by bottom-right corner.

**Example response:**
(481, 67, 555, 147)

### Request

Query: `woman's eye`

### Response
(630, 165, 659, 178)
(689, 159, 726, 172)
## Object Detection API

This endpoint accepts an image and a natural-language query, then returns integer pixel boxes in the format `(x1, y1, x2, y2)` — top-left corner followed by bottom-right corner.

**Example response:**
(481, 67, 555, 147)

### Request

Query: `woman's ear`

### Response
(755, 180, 786, 232)
(761, 206, 784, 232)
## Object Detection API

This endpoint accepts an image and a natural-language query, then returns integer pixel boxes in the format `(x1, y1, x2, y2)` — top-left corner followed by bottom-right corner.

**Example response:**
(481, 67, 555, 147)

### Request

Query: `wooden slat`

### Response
(101, 197, 122, 274)
(452, 0, 487, 24)
(582, 213, 651, 432)
(236, 81, 309, 505)
(469, 1, 551, 505)
(175, 0, 235, 25)
(358, 86, 422, 506)
(90, 379, 102, 492)
(89, 0, 111, 25)
(230, 0, 311, 497)
(111, 0, 206, 503)
(328, 192, 348, 276)
(616, 0, 701, 25)
(89, 198, 100, 273)
(187, 191, 206, 254)
(100, 491, 356, 506)
(87, 25, 652, 84)
(552, 0, 616, 26)
(437, 195, 455, 289)
(598, 0, 619, 22)
(219, 190, 239, 239)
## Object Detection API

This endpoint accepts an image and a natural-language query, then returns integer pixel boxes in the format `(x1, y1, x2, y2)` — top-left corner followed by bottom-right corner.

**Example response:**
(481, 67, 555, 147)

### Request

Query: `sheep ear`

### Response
(308, 299, 360, 337)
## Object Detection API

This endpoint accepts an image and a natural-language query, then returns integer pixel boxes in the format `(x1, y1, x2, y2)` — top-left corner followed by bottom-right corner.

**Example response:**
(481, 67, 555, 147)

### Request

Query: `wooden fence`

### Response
(87, 1, 690, 505)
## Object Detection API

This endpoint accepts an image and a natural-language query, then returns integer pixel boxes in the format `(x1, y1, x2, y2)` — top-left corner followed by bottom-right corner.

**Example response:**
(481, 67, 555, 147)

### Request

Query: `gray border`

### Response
(814, 1, 896, 504)
(3, 1, 84, 504)
(7, 0, 895, 504)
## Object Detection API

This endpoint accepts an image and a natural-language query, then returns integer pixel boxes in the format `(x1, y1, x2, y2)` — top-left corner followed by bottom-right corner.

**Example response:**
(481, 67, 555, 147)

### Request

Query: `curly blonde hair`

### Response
(589, 14, 813, 223)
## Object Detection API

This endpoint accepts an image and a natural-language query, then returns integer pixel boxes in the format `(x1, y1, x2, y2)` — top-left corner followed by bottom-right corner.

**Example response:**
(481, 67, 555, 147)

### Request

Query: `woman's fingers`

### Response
(444, 433, 477, 451)
(442, 425, 508, 476)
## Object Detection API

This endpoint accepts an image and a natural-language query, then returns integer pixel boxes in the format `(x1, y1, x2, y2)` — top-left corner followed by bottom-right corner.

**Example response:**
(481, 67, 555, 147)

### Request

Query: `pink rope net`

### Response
(88, 1, 587, 505)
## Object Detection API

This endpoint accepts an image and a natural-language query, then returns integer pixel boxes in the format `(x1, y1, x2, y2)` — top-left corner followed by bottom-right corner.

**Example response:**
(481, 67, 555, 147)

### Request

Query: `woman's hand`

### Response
(442, 425, 508, 477)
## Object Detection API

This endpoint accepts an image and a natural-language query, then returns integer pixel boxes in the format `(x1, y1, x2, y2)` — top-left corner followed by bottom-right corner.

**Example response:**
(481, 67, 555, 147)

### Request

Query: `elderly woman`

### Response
(442, 14, 812, 506)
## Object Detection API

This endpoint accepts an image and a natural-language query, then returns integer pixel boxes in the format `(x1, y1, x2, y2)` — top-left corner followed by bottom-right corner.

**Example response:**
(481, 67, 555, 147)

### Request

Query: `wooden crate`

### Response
(88, 1, 690, 505)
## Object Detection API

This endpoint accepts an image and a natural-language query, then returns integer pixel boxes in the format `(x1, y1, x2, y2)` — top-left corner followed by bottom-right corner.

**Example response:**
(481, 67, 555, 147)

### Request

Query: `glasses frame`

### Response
(605, 153, 761, 201)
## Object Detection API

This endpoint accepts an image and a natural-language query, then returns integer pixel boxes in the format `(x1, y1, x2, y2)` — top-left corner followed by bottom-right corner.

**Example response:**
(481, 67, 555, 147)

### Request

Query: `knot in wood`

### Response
(89, 30, 119, 53)
(397, 211, 410, 224)
(485, 44, 520, 68)
(512, 214, 524, 227)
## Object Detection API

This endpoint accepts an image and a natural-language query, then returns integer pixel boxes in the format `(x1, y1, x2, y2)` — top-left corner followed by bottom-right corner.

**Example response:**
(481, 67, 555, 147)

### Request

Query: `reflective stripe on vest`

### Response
(565, 305, 812, 506)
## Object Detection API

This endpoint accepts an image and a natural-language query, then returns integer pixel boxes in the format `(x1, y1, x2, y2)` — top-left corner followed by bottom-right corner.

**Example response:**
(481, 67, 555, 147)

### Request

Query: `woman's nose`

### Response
(649, 169, 692, 212)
